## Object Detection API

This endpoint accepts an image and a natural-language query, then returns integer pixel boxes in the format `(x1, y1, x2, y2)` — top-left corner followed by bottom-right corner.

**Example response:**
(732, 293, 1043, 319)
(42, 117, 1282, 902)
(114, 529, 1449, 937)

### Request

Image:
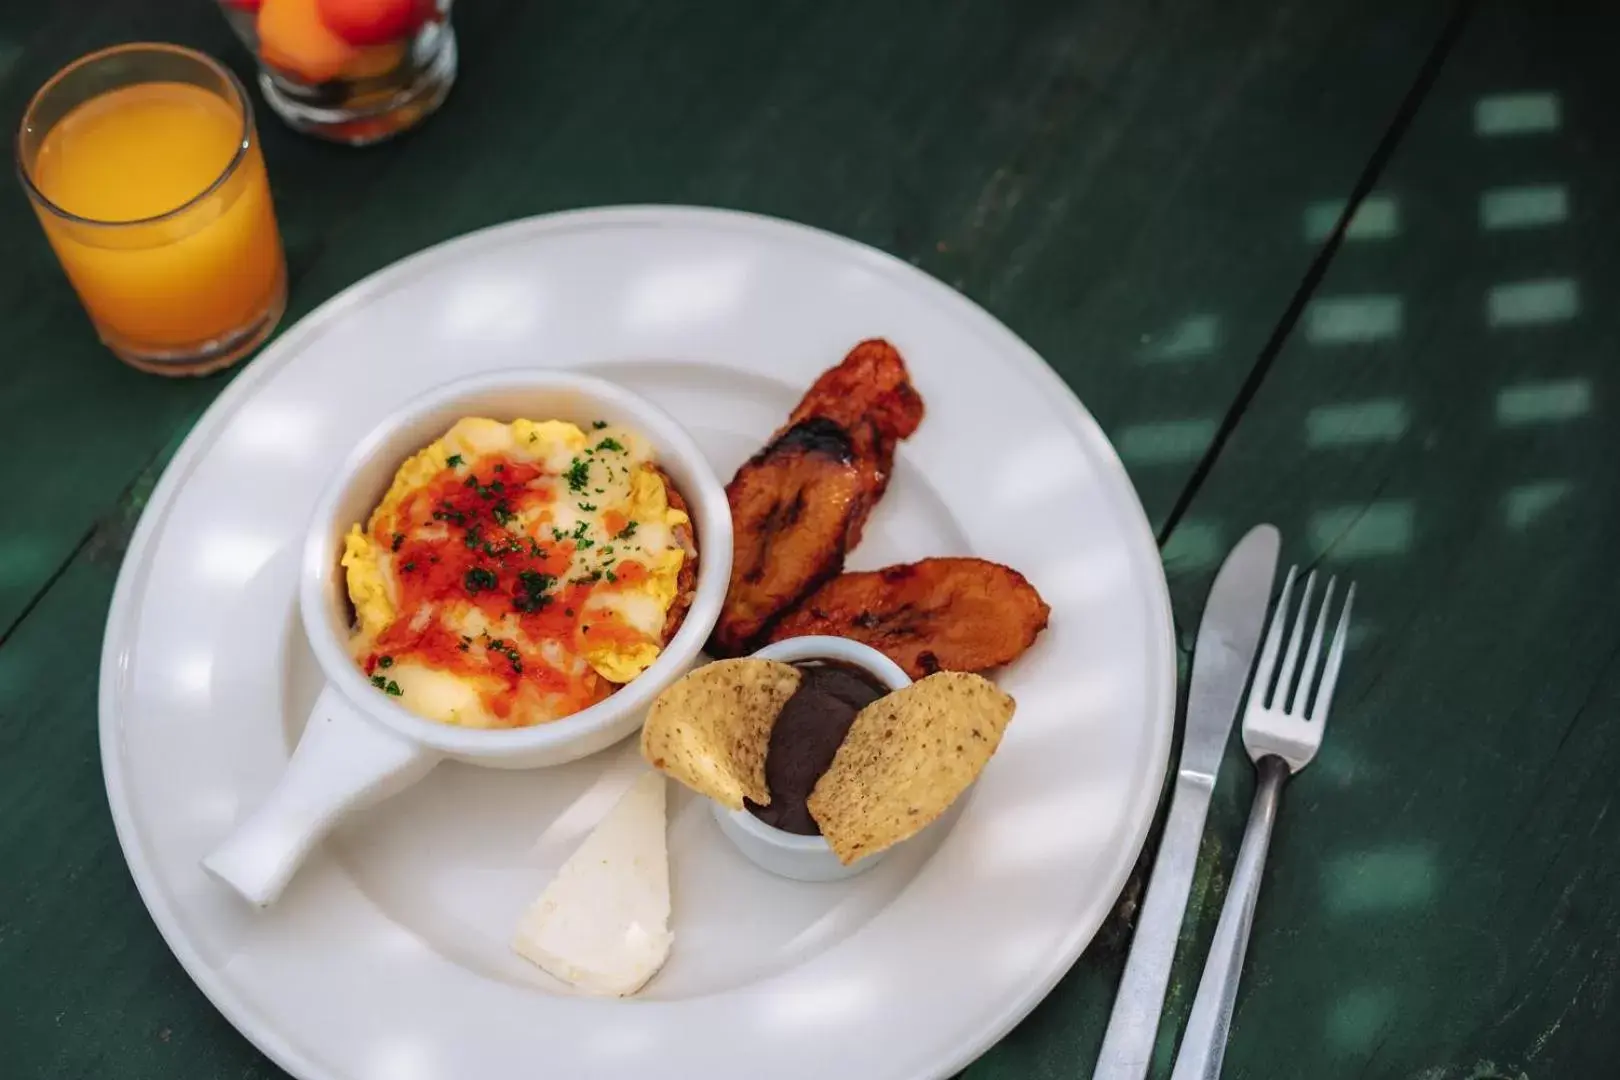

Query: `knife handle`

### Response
(1093, 774, 1214, 1080)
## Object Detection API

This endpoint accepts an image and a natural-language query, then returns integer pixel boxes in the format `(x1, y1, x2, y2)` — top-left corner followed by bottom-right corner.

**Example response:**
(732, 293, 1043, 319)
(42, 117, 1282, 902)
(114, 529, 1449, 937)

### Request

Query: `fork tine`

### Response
(1250, 566, 1296, 711)
(1310, 582, 1356, 722)
(1270, 571, 1316, 709)
(1288, 577, 1336, 716)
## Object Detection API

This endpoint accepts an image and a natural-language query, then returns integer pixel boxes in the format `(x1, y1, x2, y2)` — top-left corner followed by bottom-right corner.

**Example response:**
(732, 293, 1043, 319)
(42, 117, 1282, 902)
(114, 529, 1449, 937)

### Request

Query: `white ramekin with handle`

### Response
(202, 369, 733, 908)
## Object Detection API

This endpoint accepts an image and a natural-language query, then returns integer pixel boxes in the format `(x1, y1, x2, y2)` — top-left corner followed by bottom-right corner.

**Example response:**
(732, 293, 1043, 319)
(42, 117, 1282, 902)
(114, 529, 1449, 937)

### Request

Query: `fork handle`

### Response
(1168, 755, 1290, 1080)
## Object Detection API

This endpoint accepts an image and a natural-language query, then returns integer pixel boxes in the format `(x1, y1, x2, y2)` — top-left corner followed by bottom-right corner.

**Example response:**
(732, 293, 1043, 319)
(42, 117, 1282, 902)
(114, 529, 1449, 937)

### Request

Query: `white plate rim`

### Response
(98, 205, 1175, 1080)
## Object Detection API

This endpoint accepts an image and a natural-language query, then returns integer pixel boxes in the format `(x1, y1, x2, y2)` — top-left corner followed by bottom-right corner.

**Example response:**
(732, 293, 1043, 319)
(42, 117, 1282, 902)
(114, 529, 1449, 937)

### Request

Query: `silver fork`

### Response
(1168, 567, 1355, 1080)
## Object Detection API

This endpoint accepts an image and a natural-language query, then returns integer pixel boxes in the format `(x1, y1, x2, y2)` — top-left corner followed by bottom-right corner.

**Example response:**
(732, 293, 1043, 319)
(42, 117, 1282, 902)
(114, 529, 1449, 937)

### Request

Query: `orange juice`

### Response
(25, 73, 285, 367)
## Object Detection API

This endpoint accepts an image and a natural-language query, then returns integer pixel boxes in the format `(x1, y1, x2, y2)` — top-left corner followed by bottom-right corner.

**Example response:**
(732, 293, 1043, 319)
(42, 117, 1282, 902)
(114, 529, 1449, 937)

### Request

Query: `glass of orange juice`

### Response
(17, 43, 288, 376)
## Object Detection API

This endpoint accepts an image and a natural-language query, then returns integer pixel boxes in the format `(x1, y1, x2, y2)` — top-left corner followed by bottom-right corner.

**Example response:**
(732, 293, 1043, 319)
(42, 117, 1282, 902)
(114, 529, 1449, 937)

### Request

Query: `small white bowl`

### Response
(203, 369, 733, 908)
(712, 635, 911, 882)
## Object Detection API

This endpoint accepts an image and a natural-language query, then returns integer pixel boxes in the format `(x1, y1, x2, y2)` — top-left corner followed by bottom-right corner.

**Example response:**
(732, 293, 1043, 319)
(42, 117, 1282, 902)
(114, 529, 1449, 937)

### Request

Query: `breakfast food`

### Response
(512, 771, 673, 996)
(746, 662, 887, 835)
(642, 658, 1016, 864)
(711, 339, 1048, 676)
(244, 0, 435, 85)
(807, 672, 1015, 864)
(640, 658, 801, 810)
(767, 558, 1052, 679)
(711, 340, 924, 655)
(341, 417, 697, 728)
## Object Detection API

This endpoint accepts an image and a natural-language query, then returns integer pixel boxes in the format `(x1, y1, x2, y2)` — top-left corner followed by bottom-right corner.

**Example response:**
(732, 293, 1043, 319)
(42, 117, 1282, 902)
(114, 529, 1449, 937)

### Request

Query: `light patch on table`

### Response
(1118, 418, 1216, 465)
(1315, 744, 1376, 787)
(1162, 519, 1223, 569)
(1479, 184, 1568, 230)
(1502, 479, 1575, 529)
(1327, 987, 1400, 1051)
(1306, 399, 1409, 447)
(1486, 278, 1579, 327)
(1310, 500, 1413, 559)
(0, 537, 53, 590)
(1140, 313, 1220, 362)
(1306, 295, 1402, 344)
(1495, 378, 1591, 425)
(1325, 846, 1437, 914)
(1302, 194, 1399, 242)
(1344, 620, 1378, 651)
(1473, 91, 1561, 136)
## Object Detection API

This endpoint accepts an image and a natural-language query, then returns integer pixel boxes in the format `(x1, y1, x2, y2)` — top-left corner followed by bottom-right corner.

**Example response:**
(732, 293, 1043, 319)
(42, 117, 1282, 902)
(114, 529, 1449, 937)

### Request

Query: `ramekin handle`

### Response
(202, 685, 439, 908)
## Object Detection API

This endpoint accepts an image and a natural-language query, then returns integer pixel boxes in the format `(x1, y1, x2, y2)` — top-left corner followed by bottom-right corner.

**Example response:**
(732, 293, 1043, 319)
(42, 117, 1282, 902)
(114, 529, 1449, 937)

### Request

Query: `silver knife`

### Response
(1092, 523, 1280, 1080)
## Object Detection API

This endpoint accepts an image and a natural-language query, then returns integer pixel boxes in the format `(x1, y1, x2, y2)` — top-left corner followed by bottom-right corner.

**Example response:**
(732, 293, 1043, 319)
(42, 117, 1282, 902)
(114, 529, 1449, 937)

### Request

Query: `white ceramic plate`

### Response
(99, 206, 1174, 1080)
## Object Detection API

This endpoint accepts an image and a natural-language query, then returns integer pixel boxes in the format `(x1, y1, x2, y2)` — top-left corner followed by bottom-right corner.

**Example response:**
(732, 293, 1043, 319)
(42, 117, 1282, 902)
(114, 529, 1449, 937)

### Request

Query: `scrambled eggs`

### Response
(341, 417, 693, 728)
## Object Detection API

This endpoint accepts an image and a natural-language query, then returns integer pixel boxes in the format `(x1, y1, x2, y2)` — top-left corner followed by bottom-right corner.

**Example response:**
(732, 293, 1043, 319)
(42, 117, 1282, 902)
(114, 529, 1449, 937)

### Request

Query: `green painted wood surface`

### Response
(1149, 5, 1620, 1079)
(8, 0, 1615, 1078)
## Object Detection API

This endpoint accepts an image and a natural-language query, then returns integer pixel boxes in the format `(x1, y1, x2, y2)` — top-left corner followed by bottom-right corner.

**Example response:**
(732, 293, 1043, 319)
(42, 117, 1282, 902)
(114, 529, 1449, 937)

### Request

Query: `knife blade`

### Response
(1093, 523, 1279, 1080)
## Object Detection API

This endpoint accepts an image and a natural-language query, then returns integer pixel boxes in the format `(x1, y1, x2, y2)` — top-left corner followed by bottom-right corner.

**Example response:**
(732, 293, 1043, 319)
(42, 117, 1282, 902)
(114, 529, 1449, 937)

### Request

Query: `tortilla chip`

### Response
(640, 658, 802, 809)
(807, 672, 1015, 864)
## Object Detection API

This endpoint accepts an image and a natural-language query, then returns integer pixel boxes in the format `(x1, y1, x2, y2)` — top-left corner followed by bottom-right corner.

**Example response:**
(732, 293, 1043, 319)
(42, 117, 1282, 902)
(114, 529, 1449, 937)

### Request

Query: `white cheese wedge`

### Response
(512, 771, 673, 995)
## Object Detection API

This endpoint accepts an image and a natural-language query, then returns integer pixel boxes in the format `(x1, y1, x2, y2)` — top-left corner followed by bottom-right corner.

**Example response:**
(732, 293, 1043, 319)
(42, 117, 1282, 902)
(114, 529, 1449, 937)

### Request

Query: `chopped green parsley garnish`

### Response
(377, 656, 393, 669)
(514, 570, 556, 613)
(592, 420, 608, 430)
(402, 561, 417, 572)
(464, 567, 498, 594)
(486, 639, 524, 673)
(492, 502, 515, 526)
(566, 458, 591, 492)
(616, 521, 638, 540)
(579, 502, 597, 512)
(391, 533, 405, 552)
(595, 437, 625, 453)
(446, 454, 464, 467)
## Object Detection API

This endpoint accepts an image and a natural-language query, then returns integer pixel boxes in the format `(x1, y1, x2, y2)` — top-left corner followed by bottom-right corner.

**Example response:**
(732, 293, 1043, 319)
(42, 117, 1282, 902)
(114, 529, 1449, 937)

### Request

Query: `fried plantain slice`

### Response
(714, 340, 925, 654)
(766, 557, 1051, 678)
(785, 338, 925, 444)
(710, 419, 876, 655)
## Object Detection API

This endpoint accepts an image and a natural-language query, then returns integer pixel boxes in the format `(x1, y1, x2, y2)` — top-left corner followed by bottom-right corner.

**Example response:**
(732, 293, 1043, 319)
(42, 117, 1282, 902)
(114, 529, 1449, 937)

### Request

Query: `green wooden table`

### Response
(5, 1, 1616, 1077)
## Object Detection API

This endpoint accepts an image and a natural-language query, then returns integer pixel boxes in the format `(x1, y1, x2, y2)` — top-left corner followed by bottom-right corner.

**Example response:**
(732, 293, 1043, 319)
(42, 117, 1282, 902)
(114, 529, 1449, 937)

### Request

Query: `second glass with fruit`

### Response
(219, 0, 454, 145)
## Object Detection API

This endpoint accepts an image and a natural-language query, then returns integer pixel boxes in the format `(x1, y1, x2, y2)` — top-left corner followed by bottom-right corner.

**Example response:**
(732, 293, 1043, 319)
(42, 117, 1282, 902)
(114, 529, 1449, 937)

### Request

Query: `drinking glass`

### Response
(17, 43, 288, 375)
(217, 0, 456, 145)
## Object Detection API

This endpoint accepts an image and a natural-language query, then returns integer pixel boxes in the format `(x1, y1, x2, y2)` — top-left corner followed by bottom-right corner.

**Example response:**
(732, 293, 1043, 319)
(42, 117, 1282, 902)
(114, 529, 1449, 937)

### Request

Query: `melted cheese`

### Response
(340, 417, 691, 728)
